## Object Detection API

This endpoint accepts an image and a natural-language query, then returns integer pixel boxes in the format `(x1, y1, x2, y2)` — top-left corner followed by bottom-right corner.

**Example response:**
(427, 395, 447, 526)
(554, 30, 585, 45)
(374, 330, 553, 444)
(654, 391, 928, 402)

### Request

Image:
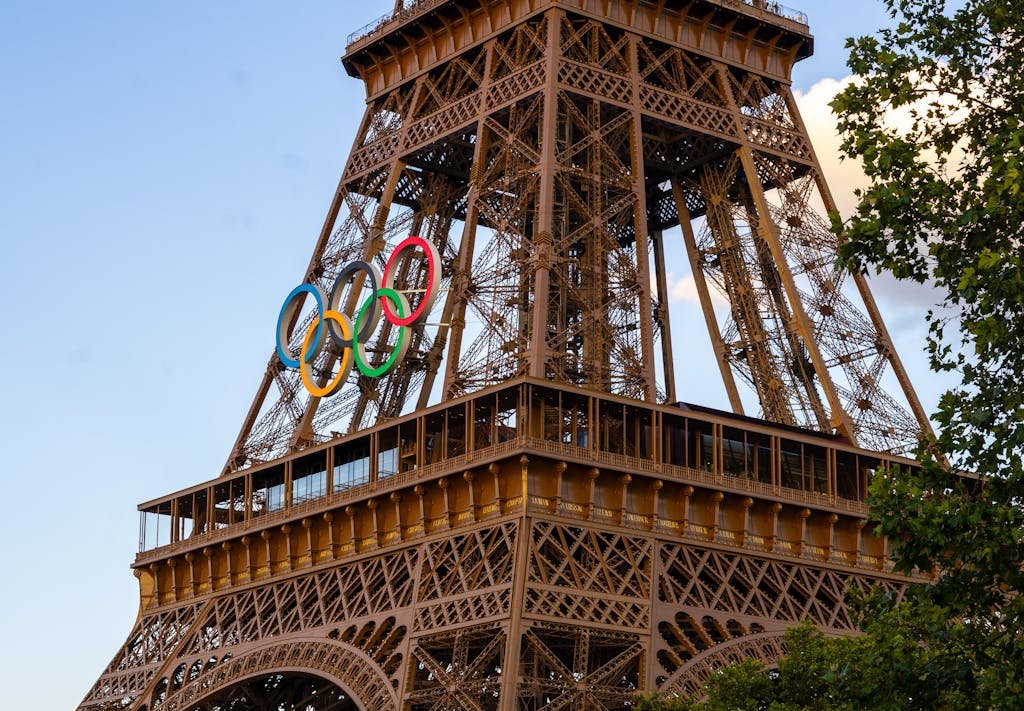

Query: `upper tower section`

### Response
(224, 0, 930, 471)
(343, 0, 812, 98)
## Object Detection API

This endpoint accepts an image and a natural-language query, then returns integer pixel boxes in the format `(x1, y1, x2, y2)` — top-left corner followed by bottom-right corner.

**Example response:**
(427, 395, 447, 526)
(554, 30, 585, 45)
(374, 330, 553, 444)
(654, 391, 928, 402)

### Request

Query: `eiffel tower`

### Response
(79, 2, 932, 709)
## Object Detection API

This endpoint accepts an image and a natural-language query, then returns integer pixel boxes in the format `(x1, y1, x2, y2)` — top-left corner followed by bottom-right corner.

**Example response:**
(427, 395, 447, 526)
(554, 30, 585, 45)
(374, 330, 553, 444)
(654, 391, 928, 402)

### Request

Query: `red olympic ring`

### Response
(382, 236, 439, 326)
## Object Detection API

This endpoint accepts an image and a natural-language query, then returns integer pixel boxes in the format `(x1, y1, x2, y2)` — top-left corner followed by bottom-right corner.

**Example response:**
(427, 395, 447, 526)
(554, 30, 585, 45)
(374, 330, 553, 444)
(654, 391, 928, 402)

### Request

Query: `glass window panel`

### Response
(447, 406, 465, 458)
(474, 397, 494, 449)
(687, 420, 712, 471)
(497, 388, 518, 443)
(859, 456, 881, 500)
(334, 442, 370, 491)
(562, 392, 589, 448)
(293, 456, 327, 505)
(780, 440, 803, 490)
(378, 427, 399, 480)
(722, 426, 749, 478)
(600, 402, 625, 455)
(836, 451, 858, 500)
(140, 502, 173, 551)
(398, 422, 417, 472)
(805, 445, 828, 494)
(213, 478, 243, 530)
(664, 415, 686, 467)
(251, 467, 285, 517)
(424, 412, 444, 465)
(748, 431, 772, 484)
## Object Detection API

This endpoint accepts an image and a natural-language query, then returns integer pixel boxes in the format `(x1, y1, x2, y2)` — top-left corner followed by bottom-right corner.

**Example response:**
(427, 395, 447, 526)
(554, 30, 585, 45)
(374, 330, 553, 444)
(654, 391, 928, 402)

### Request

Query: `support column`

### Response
(736, 145, 856, 441)
(670, 179, 745, 414)
(292, 157, 409, 445)
(222, 103, 379, 474)
(651, 229, 678, 403)
(716, 64, 857, 442)
(780, 87, 935, 441)
(628, 35, 659, 402)
(528, 9, 563, 379)
(424, 42, 492, 404)
(500, 458, 533, 708)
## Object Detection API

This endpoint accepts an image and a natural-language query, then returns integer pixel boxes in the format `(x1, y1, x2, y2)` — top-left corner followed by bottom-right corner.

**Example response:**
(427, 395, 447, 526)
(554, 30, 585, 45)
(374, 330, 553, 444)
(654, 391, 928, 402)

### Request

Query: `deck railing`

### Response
(346, 0, 808, 47)
(136, 433, 868, 564)
(347, 0, 450, 46)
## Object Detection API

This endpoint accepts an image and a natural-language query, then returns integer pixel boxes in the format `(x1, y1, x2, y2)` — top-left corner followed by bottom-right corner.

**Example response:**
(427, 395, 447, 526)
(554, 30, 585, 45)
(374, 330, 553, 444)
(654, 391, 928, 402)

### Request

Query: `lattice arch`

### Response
(155, 638, 397, 711)
(661, 631, 789, 699)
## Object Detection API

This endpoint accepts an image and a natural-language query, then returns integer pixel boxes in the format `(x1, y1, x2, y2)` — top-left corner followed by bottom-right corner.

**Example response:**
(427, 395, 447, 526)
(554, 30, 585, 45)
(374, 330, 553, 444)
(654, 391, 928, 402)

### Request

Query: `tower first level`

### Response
(81, 379, 918, 710)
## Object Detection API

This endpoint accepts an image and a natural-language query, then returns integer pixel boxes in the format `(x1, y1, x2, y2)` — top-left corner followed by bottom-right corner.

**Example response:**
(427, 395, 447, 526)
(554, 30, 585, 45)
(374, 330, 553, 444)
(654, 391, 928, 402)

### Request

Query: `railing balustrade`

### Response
(346, 0, 808, 47)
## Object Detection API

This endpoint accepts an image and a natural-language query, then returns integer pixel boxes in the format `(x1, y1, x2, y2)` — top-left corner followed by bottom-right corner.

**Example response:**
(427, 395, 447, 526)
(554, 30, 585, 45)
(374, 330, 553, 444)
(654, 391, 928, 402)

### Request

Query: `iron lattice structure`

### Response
(225, 0, 930, 473)
(80, 2, 934, 710)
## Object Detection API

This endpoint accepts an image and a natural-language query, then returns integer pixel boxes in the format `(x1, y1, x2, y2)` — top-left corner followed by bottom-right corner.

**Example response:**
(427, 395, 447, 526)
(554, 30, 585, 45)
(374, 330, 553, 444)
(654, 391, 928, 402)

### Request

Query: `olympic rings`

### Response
(275, 236, 441, 397)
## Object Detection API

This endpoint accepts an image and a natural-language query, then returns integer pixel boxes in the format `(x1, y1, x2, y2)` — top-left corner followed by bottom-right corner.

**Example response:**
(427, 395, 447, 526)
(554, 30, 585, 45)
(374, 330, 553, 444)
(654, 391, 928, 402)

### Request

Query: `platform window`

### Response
(293, 456, 327, 505)
(334, 443, 370, 491)
(859, 455, 882, 500)
(170, 489, 209, 538)
(378, 426, 399, 480)
(446, 406, 466, 458)
(174, 495, 194, 541)
(398, 421, 417, 472)
(251, 467, 285, 516)
(474, 395, 495, 450)
(625, 406, 653, 460)
(780, 439, 803, 491)
(562, 391, 589, 448)
(423, 412, 445, 465)
(600, 401, 626, 455)
(213, 477, 245, 529)
(722, 426, 750, 478)
(140, 501, 173, 551)
(687, 419, 713, 472)
(534, 388, 560, 442)
(750, 431, 772, 484)
(806, 445, 829, 494)
(496, 387, 519, 443)
(663, 414, 686, 467)
(836, 450, 859, 500)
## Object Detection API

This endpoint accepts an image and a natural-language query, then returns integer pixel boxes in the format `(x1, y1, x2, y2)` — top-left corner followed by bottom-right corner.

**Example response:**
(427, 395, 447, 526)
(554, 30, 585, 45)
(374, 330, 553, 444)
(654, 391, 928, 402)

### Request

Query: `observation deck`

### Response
(342, 0, 814, 98)
(134, 378, 917, 611)
(348, 0, 808, 48)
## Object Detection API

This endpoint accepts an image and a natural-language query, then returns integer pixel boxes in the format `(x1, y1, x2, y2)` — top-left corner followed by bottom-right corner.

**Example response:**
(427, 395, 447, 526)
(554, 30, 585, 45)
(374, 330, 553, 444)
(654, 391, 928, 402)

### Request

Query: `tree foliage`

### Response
(641, 1, 1024, 708)
(635, 621, 970, 711)
(830, 0, 1024, 706)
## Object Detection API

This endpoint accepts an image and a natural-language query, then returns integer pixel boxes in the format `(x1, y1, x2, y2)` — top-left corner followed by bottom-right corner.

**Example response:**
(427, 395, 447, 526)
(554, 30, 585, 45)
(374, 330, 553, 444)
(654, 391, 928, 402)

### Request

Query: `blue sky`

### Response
(0, 2, 948, 708)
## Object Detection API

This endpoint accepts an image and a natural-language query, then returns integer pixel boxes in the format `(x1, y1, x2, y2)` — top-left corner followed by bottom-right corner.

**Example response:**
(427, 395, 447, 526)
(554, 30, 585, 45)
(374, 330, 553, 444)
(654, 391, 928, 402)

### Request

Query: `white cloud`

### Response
(667, 273, 728, 307)
(792, 76, 866, 218)
(793, 73, 965, 219)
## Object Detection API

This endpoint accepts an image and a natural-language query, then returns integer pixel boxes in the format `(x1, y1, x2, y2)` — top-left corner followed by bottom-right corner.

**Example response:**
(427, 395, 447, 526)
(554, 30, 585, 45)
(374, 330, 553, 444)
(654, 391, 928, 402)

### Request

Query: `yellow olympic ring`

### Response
(299, 310, 353, 398)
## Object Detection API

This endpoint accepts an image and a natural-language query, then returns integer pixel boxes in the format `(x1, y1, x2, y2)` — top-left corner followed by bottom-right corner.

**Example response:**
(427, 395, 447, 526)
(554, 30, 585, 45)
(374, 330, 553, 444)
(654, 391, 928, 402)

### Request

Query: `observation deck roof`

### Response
(346, 0, 809, 50)
(342, 0, 814, 86)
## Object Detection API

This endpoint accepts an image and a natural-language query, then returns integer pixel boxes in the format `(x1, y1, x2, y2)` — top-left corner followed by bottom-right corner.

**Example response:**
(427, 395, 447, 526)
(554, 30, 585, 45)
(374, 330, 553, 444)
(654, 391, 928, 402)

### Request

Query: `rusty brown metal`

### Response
(80, 2, 937, 709)
(220, 0, 926, 468)
(80, 379, 918, 710)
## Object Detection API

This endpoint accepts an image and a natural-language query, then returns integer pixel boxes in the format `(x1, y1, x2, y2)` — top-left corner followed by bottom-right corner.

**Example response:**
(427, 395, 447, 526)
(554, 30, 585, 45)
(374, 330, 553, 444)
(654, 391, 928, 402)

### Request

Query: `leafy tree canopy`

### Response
(635, 621, 970, 711)
(641, 0, 1024, 708)
(830, 0, 1024, 706)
